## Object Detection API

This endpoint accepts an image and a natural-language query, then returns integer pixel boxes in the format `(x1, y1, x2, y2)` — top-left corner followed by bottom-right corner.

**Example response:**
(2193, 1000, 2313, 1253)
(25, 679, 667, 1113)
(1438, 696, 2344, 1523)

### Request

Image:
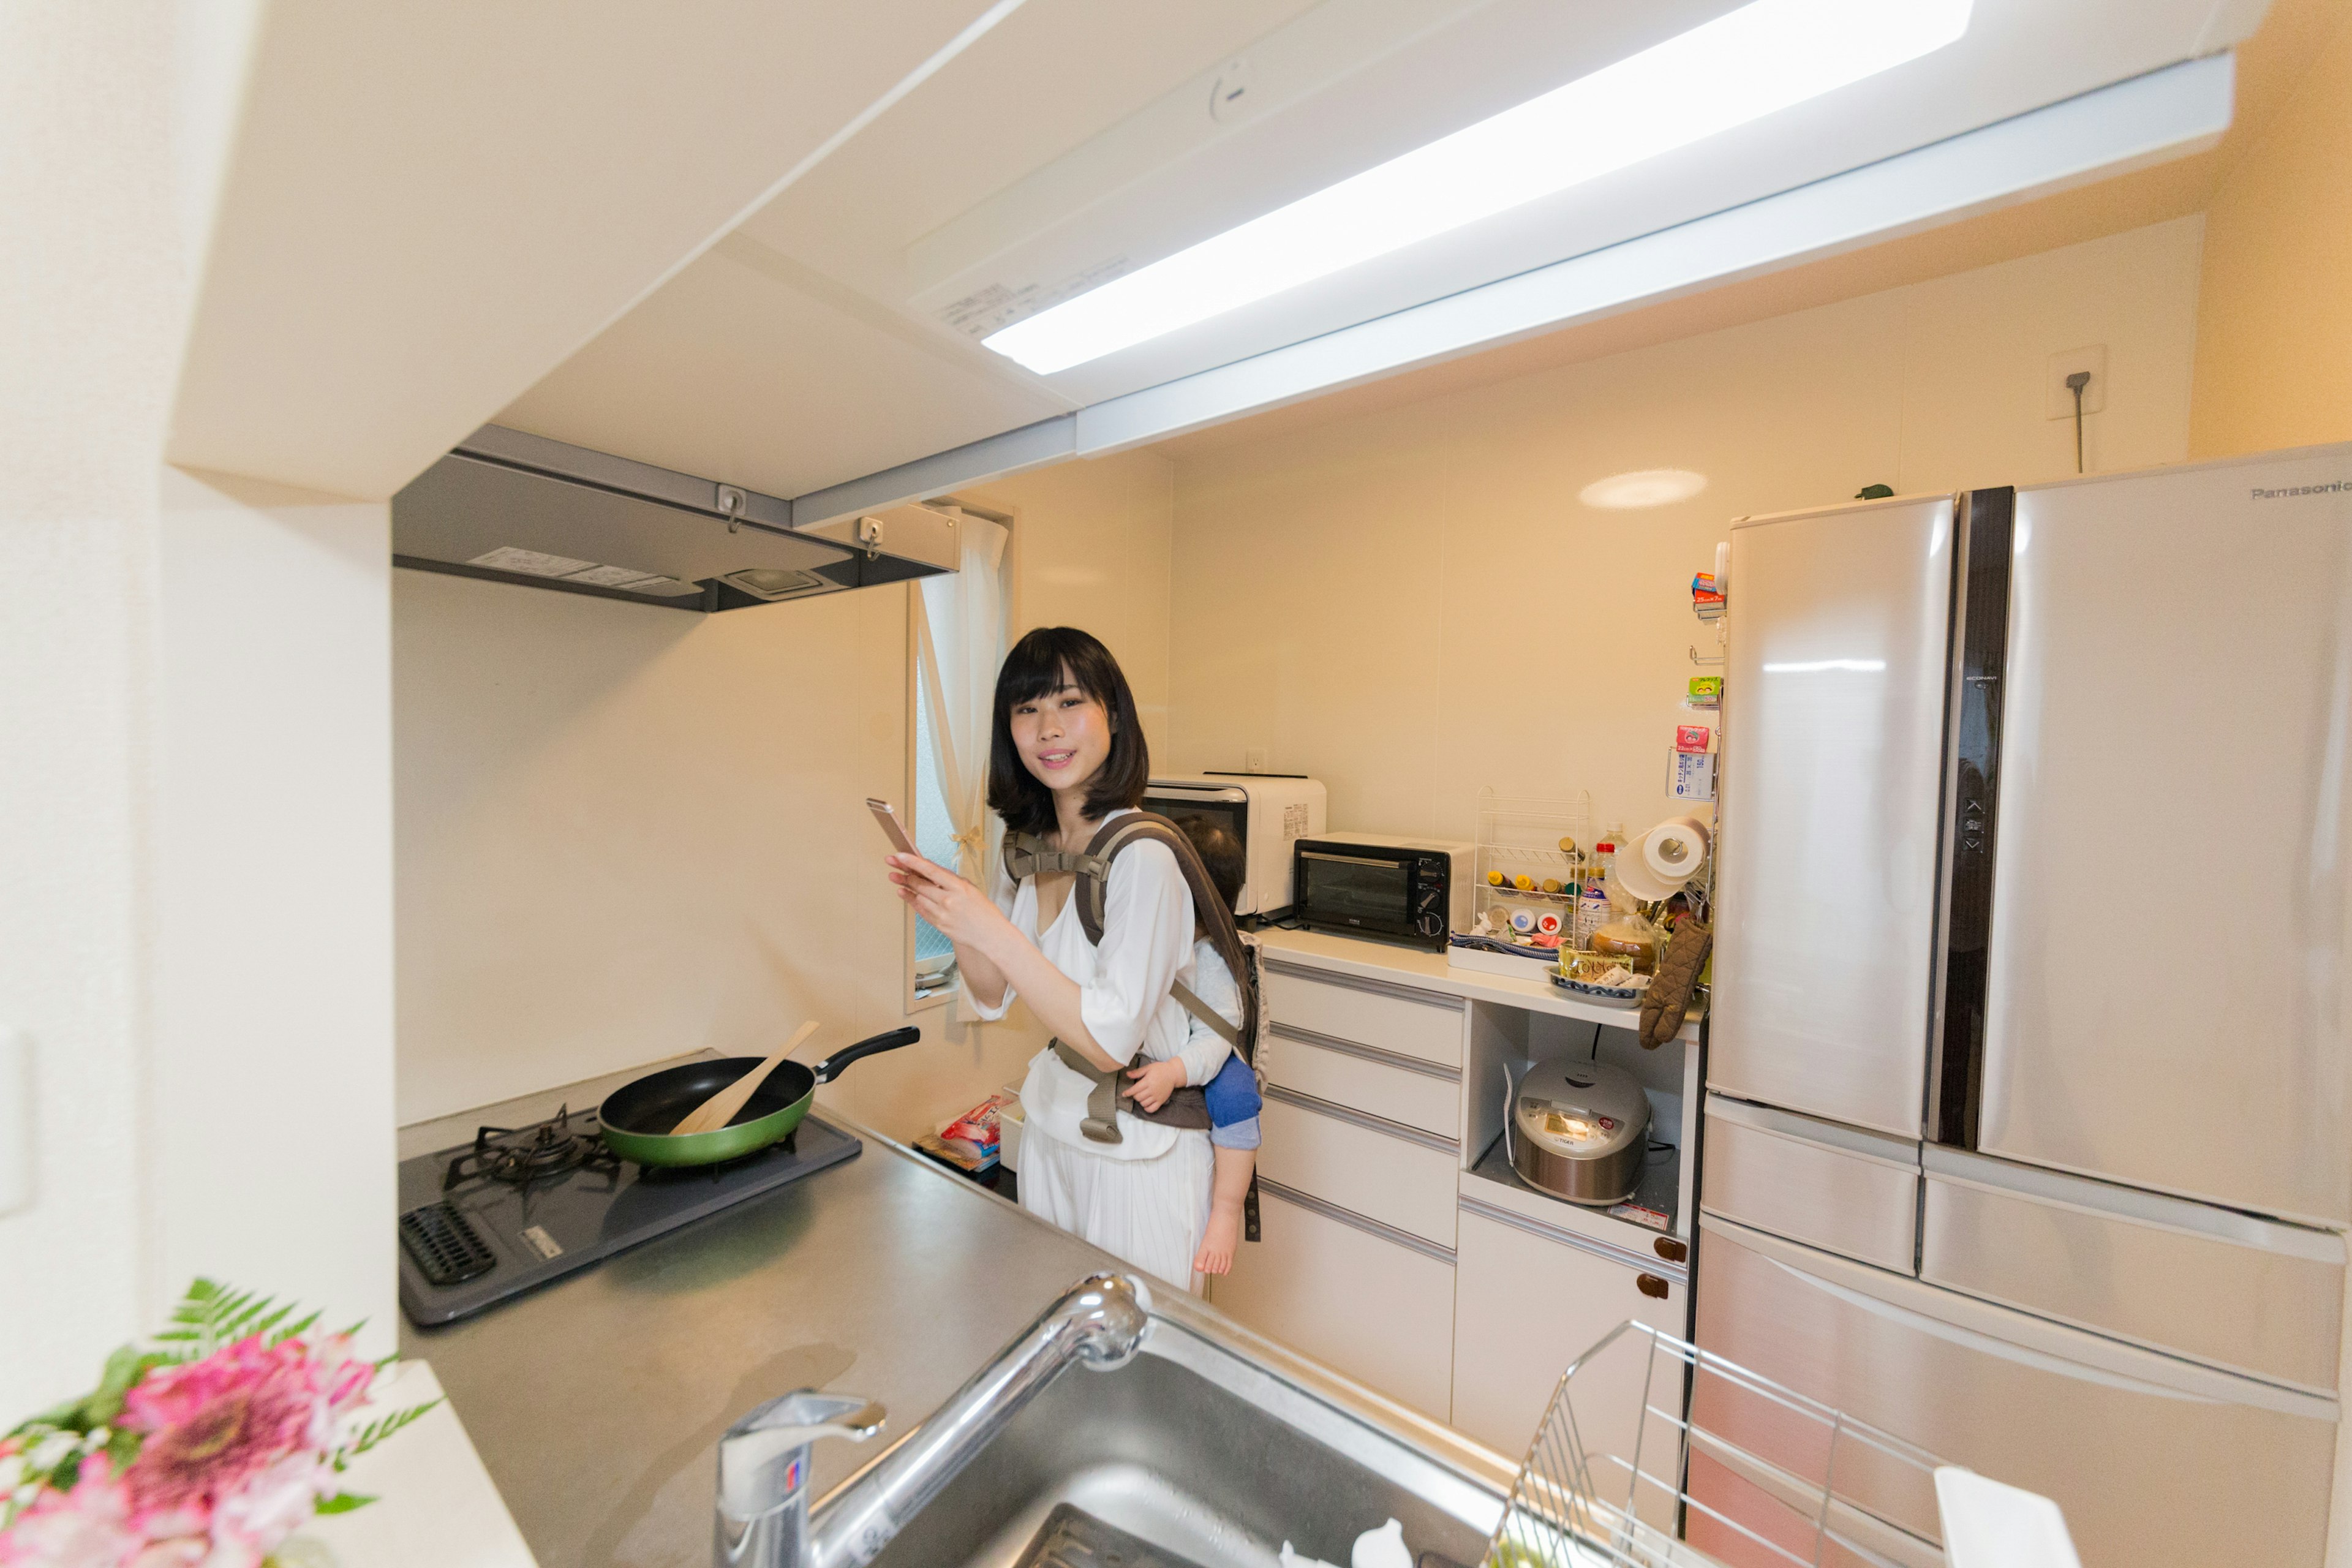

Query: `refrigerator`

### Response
(1694, 444, 2352, 1568)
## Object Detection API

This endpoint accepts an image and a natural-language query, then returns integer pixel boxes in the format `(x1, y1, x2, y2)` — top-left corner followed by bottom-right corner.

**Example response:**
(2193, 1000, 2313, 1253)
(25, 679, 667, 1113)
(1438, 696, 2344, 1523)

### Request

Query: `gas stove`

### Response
(396, 1106, 859, 1325)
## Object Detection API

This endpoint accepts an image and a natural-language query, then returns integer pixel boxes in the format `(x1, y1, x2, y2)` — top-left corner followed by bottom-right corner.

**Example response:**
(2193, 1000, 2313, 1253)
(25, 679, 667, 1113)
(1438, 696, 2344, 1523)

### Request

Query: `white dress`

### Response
(961, 810, 1216, 1289)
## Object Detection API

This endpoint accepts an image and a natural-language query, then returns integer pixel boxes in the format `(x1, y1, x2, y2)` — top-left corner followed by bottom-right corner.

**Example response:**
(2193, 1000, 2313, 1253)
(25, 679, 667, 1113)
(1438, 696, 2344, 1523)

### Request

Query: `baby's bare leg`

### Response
(1194, 1147, 1257, 1275)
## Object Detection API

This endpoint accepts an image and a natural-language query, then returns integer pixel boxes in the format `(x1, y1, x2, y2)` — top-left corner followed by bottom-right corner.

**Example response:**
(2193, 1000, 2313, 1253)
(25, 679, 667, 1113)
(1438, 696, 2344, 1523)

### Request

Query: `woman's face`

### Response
(1009, 668, 1114, 800)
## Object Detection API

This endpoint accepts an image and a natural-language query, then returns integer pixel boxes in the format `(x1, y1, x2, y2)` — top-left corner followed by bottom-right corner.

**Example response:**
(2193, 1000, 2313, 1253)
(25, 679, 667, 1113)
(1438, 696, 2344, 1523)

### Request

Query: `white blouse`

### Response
(961, 809, 1205, 1161)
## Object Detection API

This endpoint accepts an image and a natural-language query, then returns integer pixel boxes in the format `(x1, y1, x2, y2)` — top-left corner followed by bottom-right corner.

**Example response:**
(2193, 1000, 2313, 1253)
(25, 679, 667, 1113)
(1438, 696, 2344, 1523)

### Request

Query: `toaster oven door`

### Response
(1296, 847, 1413, 940)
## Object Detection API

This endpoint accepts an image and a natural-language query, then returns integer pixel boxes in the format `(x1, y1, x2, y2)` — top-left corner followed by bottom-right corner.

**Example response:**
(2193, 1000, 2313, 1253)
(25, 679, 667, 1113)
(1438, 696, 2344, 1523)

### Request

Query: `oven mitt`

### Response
(1640, 918, 1712, 1050)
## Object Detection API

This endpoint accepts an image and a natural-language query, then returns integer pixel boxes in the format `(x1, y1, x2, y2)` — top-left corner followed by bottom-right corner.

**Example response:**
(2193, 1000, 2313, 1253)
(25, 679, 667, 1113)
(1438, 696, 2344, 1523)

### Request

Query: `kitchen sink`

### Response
(849, 1309, 1502, 1568)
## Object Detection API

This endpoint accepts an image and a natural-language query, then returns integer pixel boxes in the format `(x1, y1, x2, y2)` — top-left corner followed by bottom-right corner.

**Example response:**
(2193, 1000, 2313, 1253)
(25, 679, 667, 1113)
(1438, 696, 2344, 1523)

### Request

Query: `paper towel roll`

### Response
(1642, 816, 1712, 884)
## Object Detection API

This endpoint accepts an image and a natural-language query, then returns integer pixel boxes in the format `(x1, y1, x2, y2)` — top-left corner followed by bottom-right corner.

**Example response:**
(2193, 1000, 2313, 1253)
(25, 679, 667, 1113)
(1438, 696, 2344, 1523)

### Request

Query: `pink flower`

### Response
(0, 1454, 138, 1568)
(116, 1340, 323, 1534)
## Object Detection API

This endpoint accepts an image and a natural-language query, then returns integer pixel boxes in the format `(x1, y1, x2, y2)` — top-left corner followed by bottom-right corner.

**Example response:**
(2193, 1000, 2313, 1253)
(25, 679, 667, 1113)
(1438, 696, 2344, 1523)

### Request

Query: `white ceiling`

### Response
(497, 0, 2271, 503)
(196, 0, 2266, 505)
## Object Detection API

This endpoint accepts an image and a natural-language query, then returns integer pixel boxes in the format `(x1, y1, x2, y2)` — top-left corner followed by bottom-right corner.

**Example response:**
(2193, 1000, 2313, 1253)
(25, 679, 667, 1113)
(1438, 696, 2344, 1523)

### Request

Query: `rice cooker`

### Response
(1507, 1058, 1651, 1205)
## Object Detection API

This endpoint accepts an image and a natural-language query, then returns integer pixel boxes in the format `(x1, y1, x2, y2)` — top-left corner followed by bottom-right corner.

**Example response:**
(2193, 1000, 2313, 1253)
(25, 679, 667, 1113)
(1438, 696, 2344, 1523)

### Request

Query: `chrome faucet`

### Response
(714, 1272, 1154, 1568)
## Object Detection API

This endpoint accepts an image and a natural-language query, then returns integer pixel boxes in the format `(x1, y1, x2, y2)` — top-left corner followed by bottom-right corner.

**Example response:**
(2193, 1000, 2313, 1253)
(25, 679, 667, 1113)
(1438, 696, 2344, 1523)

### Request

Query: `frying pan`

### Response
(597, 1027, 919, 1168)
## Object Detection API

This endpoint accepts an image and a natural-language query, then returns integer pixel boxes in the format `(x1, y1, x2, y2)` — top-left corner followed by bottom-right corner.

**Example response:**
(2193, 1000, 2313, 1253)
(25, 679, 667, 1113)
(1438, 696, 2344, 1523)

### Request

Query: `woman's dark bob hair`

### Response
(987, 627, 1150, 837)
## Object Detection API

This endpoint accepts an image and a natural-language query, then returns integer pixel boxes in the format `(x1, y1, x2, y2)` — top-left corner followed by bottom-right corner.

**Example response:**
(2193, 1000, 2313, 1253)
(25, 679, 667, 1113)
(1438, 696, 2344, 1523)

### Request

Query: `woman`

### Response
(886, 627, 1213, 1287)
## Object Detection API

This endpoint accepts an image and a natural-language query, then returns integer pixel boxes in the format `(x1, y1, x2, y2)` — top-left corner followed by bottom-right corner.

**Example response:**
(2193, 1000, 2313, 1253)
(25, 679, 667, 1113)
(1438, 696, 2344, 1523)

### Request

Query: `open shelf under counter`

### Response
(1254, 927, 1703, 1041)
(1460, 1133, 1690, 1261)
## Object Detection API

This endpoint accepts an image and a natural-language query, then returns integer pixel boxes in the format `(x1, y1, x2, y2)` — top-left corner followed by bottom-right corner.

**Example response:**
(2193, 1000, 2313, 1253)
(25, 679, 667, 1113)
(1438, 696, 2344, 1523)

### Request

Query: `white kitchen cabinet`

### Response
(1262, 961, 1466, 1068)
(1212, 1182, 1457, 1422)
(1263, 1022, 1462, 1137)
(1450, 1198, 1687, 1468)
(1257, 1091, 1460, 1248)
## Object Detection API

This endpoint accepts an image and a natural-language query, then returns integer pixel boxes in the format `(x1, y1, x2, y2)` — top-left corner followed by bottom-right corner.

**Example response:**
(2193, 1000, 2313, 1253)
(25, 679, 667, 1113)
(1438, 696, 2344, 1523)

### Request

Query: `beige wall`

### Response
(1162, 217, 2206, 845)
(2190, 9, 2352, 458)
(392, 447, 1174, 1145)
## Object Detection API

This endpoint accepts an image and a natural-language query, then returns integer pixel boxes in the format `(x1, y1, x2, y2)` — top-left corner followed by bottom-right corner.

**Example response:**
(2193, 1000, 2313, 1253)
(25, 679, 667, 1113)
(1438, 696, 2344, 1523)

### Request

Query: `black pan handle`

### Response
(813, 1027, 921, 1084)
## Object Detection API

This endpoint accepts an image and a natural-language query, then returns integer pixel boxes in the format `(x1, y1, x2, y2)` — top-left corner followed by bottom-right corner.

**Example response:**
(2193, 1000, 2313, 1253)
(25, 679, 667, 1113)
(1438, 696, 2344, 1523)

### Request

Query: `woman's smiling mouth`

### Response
(1036, 748, 1077, 770)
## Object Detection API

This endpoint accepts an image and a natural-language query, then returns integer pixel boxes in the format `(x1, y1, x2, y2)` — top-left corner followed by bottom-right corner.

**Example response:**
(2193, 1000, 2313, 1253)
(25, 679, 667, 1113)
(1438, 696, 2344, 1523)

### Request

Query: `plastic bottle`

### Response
(1574, 878, 1611, 949)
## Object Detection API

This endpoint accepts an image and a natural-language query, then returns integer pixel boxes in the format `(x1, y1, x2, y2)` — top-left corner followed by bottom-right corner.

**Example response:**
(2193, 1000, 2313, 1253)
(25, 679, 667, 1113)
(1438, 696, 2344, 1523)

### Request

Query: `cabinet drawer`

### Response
(1264, 1023, 1460, 1138)
(1922, 1150, 2345, 1393)
(1212, 1181, 1455, 1420)
(1700, 1096, 1918, 1273)
(1452, 1201, 1686, 1472)
(1260, 1090, 1459, 1247)
(1264, 963, 1464, 1068)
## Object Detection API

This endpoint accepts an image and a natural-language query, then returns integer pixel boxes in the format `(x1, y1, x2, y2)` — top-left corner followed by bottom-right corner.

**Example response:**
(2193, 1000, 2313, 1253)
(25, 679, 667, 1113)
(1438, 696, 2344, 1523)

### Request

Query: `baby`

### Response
(1121, 816, 1262, 1275)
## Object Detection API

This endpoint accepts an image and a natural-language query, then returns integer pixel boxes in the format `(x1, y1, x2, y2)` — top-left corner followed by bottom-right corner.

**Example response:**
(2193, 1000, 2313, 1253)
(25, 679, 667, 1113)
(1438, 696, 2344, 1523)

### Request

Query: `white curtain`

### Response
(913, 511, 1009, 885)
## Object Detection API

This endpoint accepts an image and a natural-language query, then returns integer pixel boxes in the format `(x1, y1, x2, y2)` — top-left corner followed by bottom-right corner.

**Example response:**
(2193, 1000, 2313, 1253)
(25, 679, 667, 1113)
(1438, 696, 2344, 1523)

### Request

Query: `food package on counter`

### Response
(933, 1091, 1011, 1166)
(914, 1131, 996, 1174)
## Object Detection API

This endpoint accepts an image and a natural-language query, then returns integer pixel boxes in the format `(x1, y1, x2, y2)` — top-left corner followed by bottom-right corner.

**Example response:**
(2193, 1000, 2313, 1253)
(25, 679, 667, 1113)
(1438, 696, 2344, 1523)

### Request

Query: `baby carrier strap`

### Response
(1000, 813, 1261, 1058)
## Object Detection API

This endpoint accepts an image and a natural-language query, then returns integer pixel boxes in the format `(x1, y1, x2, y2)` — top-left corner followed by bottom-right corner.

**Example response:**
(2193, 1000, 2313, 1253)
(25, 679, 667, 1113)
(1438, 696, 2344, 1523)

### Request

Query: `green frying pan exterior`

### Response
(598, 1079, 809, 1167)
(595, 1028, 919, 1169)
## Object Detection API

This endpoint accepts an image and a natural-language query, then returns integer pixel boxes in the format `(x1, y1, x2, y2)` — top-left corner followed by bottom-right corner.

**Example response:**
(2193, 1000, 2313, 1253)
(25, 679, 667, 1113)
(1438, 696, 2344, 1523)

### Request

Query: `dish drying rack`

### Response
(1483, 1321, 1961, 1568)
(1471, 790, 1593, 941)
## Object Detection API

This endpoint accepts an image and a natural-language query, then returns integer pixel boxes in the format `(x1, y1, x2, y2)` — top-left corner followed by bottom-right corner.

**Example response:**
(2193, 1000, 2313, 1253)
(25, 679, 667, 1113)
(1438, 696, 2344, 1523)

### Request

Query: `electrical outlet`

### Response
(2046, 345, 2108, 419)
(1245, 747, 1268, 774)
(0, 1028, 29, 1218)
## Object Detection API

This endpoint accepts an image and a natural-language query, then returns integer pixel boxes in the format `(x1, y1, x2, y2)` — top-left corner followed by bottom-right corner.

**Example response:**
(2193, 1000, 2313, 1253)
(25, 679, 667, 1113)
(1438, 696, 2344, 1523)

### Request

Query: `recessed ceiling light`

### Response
(1579, 469, 1709, 510)
(983, 0, 1972, 375)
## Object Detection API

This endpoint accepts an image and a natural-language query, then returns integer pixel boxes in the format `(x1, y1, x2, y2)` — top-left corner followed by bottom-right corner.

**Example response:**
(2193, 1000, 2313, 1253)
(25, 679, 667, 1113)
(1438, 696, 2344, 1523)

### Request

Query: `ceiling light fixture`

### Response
(1580, 469, 1709, 510)
(982, 0, 1972, 375)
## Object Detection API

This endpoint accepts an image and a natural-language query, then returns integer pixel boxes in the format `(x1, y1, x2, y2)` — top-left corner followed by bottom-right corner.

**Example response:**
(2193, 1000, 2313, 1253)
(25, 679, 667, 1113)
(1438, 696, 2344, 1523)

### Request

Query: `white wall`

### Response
(1162, 218, 2205, 843)
(155, 470, 396, 1363)
(1, 6, 399, 1411)
(391, 447, 1177, 1144)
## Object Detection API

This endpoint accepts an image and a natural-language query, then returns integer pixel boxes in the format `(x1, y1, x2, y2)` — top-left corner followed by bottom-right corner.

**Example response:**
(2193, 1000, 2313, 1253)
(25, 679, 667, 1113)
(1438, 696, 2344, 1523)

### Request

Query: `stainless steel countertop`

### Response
(401, 1110, 1132, 1568)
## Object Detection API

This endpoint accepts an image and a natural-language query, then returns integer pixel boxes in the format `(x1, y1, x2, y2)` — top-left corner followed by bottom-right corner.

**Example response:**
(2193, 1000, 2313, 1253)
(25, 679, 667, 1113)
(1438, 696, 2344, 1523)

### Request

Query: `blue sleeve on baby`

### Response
(1202, 1051, 1262, 1126)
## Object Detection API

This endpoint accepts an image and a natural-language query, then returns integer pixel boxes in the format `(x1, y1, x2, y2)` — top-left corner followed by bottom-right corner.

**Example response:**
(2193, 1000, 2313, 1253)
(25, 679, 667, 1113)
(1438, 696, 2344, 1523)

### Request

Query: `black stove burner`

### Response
(443, 1105, 622, 1193)
(398, 1110, 862, 1325)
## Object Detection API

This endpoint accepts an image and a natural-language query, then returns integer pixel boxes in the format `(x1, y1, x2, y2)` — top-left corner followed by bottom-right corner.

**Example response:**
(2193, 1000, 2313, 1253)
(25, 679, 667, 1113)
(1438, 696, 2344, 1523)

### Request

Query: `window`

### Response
(905, 501, 1012, 1010)
(910, 672, 961, 1000)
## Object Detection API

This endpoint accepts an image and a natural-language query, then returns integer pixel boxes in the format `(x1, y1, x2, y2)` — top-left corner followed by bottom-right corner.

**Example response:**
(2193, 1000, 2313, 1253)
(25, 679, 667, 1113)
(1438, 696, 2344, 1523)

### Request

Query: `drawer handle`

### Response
(1636, 1273, 1671, 1300)
(1654, 1237, 1688, 1264)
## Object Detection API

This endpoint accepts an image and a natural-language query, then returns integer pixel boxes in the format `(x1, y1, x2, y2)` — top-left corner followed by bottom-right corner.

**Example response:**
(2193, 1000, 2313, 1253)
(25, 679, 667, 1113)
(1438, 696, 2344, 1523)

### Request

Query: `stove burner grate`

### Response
(443, 1104, 622, 1193)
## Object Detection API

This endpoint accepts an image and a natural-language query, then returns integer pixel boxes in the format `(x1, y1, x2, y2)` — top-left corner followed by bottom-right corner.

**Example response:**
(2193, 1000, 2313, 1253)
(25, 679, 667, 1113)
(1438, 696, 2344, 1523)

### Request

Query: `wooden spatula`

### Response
(669, 1020, 820, 1136)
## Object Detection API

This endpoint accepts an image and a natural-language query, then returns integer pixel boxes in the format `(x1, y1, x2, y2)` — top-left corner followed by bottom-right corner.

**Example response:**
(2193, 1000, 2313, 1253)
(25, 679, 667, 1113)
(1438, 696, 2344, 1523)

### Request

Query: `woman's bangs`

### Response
(998, 632, 1111, 712)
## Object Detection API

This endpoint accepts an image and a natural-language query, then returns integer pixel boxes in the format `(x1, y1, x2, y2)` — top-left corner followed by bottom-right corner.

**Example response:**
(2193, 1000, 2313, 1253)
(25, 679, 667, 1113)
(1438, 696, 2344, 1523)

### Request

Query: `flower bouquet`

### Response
(0, 1280, 435, 1567)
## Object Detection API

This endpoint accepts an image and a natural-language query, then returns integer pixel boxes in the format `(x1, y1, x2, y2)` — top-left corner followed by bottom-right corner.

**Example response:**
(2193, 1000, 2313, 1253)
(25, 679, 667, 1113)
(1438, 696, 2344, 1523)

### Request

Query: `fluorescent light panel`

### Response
(984, 0, 1972, 375)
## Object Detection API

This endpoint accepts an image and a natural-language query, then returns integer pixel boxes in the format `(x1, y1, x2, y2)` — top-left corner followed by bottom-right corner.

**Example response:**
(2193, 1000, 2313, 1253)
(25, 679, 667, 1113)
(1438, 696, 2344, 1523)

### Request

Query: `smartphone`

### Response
(865, 797, 918, 858)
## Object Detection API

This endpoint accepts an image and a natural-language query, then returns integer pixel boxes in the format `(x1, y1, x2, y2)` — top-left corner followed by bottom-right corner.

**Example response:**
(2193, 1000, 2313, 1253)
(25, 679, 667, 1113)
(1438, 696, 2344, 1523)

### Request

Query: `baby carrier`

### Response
(1004, 811, 1264, 1239)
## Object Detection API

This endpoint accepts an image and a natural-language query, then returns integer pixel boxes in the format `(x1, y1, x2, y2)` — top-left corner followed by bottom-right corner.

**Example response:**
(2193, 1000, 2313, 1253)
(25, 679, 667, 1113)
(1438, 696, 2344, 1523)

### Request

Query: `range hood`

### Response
(393, 425, 959, 611)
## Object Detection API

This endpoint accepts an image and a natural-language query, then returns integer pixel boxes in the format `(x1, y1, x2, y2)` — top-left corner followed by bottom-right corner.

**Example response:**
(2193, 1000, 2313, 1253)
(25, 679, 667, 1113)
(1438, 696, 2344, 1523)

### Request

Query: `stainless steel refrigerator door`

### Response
(1921, 1144, 2345, 1395)
(1693, 1216, 2340, 1567)
(1982, 448, 2352, 1224)
(1713, 495, 1956, 1136)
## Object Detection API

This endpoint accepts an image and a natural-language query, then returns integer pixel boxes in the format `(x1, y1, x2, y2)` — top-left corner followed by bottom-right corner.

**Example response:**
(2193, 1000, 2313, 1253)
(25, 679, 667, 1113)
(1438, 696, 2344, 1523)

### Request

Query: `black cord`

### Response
(2067, 370, 2091, 473)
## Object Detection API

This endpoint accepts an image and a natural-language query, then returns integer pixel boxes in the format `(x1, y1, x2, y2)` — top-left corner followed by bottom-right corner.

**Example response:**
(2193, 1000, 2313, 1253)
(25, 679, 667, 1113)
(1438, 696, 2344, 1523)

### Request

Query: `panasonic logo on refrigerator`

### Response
(2252, 481, 2350, 499)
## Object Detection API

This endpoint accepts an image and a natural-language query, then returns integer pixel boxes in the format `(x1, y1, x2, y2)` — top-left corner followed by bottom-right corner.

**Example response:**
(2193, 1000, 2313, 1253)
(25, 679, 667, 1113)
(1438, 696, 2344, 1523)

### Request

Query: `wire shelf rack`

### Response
(1482, 1321, 1954, 1568)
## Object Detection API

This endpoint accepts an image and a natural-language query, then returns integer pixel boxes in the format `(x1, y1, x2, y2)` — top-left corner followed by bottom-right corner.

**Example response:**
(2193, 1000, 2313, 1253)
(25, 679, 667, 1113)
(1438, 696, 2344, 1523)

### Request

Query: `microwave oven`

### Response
(1140, 774, 1327, 923)
(1291, 832, 1474, 951)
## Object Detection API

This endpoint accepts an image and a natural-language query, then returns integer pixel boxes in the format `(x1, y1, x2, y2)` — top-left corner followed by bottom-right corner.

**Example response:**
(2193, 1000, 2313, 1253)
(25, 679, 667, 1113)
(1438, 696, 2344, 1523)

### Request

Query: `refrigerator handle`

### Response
(1926, 487, 2014, 1149)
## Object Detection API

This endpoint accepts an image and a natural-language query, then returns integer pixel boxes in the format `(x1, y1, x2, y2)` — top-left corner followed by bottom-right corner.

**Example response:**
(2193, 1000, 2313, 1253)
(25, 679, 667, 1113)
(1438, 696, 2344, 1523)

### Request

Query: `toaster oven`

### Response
(1291, 832, 1474, 951)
